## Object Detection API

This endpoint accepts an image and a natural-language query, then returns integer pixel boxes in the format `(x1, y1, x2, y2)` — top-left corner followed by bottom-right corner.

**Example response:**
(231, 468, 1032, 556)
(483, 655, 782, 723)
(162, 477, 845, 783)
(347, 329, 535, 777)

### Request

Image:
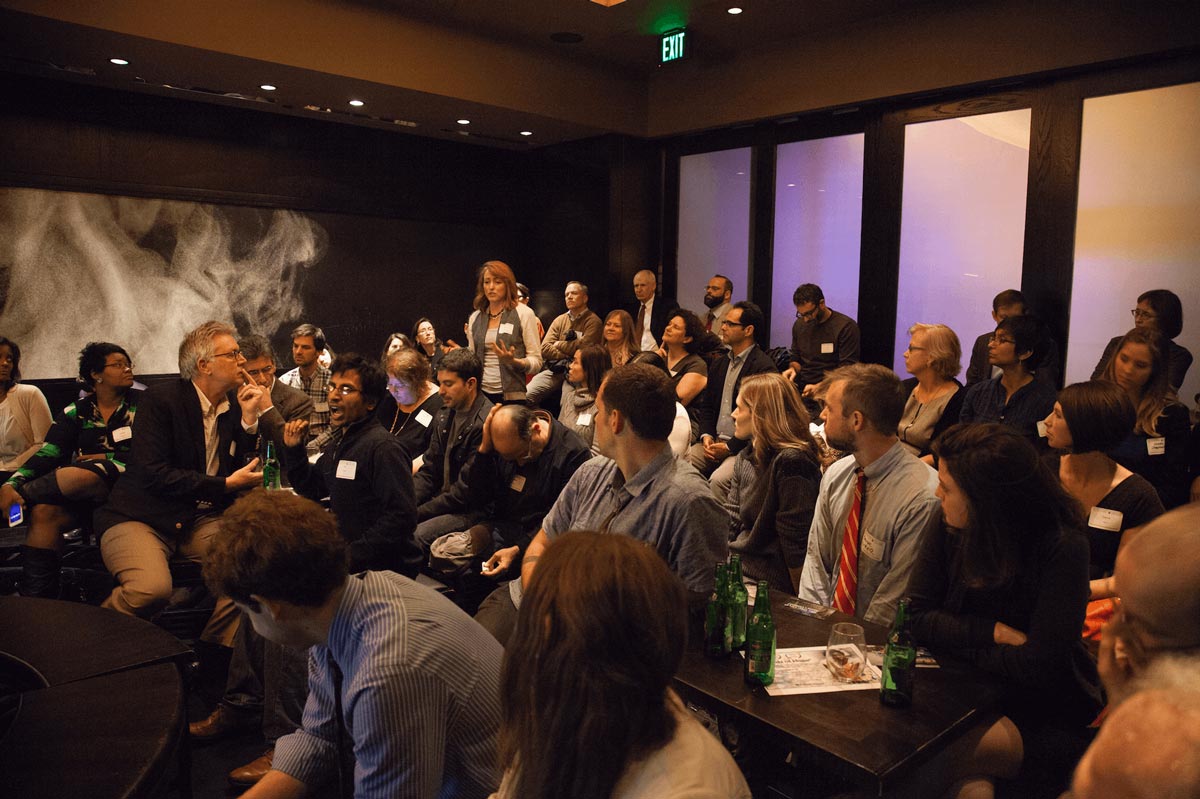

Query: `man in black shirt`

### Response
(782, 283, 860, 414)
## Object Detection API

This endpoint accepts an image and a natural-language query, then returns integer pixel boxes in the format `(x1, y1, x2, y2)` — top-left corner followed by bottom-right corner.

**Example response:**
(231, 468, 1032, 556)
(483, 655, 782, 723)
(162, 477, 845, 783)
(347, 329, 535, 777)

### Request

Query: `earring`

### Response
(96, 377, 103, 385)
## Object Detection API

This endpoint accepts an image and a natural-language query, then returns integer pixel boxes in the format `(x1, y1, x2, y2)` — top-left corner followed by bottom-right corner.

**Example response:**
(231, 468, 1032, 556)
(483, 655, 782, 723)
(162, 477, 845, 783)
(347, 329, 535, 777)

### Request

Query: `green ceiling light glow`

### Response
(660, 28, 687, 64)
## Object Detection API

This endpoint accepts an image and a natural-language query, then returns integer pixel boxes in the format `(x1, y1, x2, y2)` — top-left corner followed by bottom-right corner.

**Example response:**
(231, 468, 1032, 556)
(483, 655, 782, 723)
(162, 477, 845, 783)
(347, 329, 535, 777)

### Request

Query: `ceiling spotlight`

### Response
(457, 119, 471, 125)
(520, 131, 533, 137)
(786, 183, 796, 187)
(727, 7, 743, 14)
(260, 84, 276, 91)
(349, 99, 365, 107)
(110, 58, 129, 65)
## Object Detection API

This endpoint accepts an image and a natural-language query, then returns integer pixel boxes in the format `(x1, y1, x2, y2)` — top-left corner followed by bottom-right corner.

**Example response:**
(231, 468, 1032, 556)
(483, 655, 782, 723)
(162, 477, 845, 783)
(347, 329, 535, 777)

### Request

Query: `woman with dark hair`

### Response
(558, 344, 611, 451)
(1043, 380, 1163, 600)
(958, 315, 1056, 444)
(1100, 327, 1191, 508)
(412, 317, 449, 374)
(1092, 289, 1192, 390)
(0, 341, 140, 598)
(899, 323, 965, 462)
(379, 331, 413, 364)
(466, 260, 542, 404)
(908, 423, 1102, 798)
(658, 309, 708, 441)
(0, 336, 52, 484)
(376, 346, 443, 468)
(627, 352, 693, 458)
(494, 531, 750, 799)
(602, 309, 638, 368)
(725, 373, 823, 593)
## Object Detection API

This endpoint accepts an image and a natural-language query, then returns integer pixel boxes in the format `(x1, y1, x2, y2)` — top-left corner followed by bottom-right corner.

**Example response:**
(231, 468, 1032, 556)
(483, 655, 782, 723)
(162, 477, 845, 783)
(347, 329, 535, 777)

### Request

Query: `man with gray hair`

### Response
(94, 320, 267, 646)
(525, 280, 602, 406)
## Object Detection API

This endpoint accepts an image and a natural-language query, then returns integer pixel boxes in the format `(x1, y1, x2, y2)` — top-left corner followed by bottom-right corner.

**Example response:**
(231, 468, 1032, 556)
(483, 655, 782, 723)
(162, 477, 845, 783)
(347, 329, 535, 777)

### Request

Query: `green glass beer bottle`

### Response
(727, 555, 749, 649)
(262, 440, 282, 490)
(880, 597, 916, 707)
(743, 580, 775, 686)
(704, 563, 732, 659)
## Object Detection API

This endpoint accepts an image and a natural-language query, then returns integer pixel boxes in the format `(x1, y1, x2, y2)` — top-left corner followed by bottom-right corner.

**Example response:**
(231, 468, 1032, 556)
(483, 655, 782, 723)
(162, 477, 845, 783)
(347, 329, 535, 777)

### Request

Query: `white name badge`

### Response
(415, 409, 433, 427)
(1036, 420, 1048, 438)
(510, 475, 526, 492)
(499, 322, 515, 335)
(860, 531, 885, 562)
(111, 426, 133, 442)
(821, 342, 834, 354)
(229, 441, 237, 457)
(314, 402, 330, 413)
(1147, 437, 1166, 456)
(336, 460, 357, 480)
(577, 413, 592, 426)
(1088, 506, 1124, 532)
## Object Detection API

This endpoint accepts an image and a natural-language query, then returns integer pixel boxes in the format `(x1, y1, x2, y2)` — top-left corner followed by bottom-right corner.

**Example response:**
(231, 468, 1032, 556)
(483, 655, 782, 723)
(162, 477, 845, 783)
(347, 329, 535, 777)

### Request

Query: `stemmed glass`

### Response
(826, 622, 867, 682)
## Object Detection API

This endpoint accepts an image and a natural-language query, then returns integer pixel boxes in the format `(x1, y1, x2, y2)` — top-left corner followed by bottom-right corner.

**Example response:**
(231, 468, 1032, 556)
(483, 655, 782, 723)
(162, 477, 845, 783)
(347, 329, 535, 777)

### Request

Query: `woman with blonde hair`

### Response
(466, 260, 542, 404)
(899, 322, 965, 461)
(725, 372, 824, 592)
(602, 309, 639, 367)
(494, 531, 750, 799)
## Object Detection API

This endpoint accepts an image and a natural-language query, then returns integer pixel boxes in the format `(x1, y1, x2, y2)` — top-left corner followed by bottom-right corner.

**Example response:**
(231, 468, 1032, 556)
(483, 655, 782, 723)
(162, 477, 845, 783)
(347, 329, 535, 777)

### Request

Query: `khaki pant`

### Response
(100, 515, 239, 647)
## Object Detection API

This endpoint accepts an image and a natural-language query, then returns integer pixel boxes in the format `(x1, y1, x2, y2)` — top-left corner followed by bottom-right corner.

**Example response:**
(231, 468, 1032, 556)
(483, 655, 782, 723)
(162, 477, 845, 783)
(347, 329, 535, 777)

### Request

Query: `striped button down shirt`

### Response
(279, 364, 332, 443)
(273, 571, 503, 799)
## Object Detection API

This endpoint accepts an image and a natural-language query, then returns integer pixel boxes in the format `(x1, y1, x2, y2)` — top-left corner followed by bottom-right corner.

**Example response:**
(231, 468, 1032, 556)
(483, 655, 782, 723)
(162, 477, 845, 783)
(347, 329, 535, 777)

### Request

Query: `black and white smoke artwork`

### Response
(0, 187, 326, 379)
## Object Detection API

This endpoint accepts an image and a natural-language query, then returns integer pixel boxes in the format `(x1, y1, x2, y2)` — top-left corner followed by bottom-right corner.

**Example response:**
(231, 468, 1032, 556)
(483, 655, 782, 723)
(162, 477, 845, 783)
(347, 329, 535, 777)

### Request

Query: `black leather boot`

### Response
(18, 545, 61, 599)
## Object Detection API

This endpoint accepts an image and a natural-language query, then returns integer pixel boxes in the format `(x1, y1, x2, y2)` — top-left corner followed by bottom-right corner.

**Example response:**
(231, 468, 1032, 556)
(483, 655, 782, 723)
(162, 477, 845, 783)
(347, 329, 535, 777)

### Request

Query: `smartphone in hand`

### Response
(8, 504, 23, 527)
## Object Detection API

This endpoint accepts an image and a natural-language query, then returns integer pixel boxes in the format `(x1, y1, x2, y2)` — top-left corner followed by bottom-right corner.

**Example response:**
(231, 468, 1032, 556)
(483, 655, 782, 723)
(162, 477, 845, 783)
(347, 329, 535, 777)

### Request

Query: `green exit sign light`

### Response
(661, 28, 687, 64)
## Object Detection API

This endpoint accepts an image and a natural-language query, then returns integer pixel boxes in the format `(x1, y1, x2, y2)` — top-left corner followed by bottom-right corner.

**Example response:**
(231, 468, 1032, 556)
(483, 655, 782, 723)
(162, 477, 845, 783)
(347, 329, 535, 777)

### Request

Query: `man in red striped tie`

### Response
(797, 364, 939, 625)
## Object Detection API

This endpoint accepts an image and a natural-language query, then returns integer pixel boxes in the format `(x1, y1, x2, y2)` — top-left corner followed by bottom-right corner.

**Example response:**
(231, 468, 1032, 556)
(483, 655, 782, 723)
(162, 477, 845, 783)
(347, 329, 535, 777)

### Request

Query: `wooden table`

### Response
(674, 591, 1001, 798)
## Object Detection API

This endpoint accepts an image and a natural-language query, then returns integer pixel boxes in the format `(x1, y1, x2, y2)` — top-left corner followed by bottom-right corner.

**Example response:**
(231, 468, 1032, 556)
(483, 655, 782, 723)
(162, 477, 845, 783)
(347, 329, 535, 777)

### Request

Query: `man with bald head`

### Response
(628, 268, 679, 352)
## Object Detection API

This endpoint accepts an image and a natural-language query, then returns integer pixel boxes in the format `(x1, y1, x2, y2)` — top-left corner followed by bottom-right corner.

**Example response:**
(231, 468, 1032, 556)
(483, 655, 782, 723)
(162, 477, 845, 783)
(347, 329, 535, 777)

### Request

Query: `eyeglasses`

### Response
(719, 320, 745, 328)
(989, 335, 1015, 346)
(1131, 309, 1157, 321)
(328, 384, 361, 396)
(244, 365, 274, 378)
(212, 349, 242, 361)
(104, 359, 133, 370)
(904, 346, 926, 353)
(795, 307, 819, 321)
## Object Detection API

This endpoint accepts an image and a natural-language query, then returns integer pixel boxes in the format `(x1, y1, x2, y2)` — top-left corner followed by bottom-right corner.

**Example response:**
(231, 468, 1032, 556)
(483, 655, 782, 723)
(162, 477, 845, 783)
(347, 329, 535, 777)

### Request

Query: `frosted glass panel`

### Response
(677, 149, 751, 320)
(894, 110, 1031, 378)
(1068, 82, 1200, 406)
(771, 134, 864, 350)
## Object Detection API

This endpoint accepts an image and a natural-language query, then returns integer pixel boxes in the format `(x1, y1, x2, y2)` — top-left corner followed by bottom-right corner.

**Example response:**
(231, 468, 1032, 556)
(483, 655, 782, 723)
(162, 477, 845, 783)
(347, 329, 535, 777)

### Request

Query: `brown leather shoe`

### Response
(188, 705, 255, 743)
(228, 749, 274, 786)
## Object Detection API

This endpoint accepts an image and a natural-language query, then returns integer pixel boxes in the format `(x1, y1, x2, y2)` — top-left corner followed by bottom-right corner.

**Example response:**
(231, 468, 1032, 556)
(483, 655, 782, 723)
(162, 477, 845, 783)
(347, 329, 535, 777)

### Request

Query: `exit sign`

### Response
(660, 28, 687, 64)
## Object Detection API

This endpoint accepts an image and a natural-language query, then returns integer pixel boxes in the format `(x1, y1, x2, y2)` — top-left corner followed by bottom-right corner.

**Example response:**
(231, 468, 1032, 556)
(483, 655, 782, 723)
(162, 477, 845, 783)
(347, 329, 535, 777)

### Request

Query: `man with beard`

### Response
(797, 364, 939, 626)
(701, 275, 733, 333)
(278, 323, 330, 453)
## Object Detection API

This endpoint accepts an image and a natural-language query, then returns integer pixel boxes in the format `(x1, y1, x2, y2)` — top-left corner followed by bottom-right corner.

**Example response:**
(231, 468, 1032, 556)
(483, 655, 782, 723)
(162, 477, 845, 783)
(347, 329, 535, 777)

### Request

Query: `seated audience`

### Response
(466, 260, 542, 404)
(203, 489, 502, 799)
(526, 280, 602, 405)
(627, 351, 692, 458)
(1100, 327, 1191, 508)
(493, 531, 750, 799)
(725, 373, 823, 593)
(628, 269, 679, 353)
(958, 315, 1056, 444)
(238, 335, 313, 461)
(412, 316, 449, 373)
(910, 423, 1102, 798)
(1, 342, 138, 598)
(782, 283, 861, 415)
(1092, 288, 1192, 390)
(515, 282, 544, 340)
(0, 335, 52, 483)
(1042, 381, 1163, 601)
(278, 323, 331, 452)
(658, 308, 709, 441)
(899, 322, 965, 461)
(602, 309, 639, 368)
(965, 289, 1061, 388)
(557, 344, 611, 451)
(798, 364, 939, 626)
(375, 346, 443, 467)
(379, 331, 413, 364)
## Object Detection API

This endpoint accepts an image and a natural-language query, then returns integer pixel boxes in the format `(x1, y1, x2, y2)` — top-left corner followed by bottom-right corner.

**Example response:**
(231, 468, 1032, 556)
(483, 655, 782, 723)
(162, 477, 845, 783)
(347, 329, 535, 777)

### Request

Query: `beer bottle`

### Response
(727, 555, 749, 649)
(262, 440, 282, 490)
(704, 563, 732, 659)
(880, 597, 916, 707)
(744, 580, 775, 686)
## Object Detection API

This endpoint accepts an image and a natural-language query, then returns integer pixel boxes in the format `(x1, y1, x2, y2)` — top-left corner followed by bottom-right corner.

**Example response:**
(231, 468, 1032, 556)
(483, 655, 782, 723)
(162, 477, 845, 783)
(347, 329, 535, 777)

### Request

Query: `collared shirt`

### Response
(716, 344, 753, 440)
(273, 571, 502, 799)
(280, 364, 332, 442)
(705, 301, 732, 333)
(192, 382, 229, 476)
(638, 297, 657, 351)
(797, 442, 939, 626)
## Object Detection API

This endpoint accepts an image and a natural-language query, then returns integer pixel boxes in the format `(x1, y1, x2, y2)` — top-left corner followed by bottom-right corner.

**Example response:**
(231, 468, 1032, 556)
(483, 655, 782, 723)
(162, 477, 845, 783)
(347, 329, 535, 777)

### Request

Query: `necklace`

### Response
(487, 310, 503, 319)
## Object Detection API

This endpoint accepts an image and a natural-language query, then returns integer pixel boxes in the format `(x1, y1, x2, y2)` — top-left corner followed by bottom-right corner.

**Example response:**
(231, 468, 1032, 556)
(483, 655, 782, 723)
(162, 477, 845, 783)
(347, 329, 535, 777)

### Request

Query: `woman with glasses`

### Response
(909, 423, 1101, 798)
(958, 315, 1055, 445)
(410, 317, 449, 374)
(1091, 289, 1192, 390)
(898, 323, 965, 462)
(375, 346, 443, 470)
(0, 341, 140, 598)
(1100, 327, 1191, 509)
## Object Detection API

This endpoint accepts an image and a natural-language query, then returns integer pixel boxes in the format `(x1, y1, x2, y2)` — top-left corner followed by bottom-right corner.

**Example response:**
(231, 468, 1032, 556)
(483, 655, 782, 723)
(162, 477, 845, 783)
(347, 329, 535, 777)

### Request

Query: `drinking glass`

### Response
(826, 622, 867, 682)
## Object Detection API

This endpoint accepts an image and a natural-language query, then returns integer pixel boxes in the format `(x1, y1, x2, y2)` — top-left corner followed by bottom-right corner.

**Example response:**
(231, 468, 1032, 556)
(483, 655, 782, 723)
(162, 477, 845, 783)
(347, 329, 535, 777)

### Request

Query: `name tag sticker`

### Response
(1147, 437, 1166, 456)
(498, 322, 515, 335)
(415, 409, 433, 427)
(229, 441, 237, 457)
(510, 475, 526, 492)
(1088, 507, 1124, 532)
(821, 342, 834, 354)
(336, 460, 357, 480)
(112, 426, 133, 442)
(577, 413, 592, 426)
(314, 402, 330, 413)
(1036, 420, 1048, 438)
(860, 531, 885, 562)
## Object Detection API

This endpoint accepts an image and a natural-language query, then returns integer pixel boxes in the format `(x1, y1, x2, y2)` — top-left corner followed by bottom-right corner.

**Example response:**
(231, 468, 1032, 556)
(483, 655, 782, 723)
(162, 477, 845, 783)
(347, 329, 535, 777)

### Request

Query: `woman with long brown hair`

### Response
(602, 309, 639, 367)
(557, 344, 611, 451)
(494, 531, 750, 799)
(466, 260, 542, 404)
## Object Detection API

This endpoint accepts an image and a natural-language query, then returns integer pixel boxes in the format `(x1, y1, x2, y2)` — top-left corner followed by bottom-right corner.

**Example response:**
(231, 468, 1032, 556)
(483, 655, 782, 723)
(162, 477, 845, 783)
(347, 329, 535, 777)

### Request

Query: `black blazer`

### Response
(626, 296, 679, 344)
(96, 379, 255, 537)
(696, 344, 779, 442)
(257, 378, 315, 454)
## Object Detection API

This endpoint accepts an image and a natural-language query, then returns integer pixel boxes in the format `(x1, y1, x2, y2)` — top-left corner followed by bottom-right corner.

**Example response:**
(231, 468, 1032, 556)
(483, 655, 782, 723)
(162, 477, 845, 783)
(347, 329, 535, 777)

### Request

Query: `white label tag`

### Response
(1088, 506, 1124, 532)
(821, 342, 834, 354)
(499, 322, 515, 335)
(415, 409, 433, 427)
(1036, 420, 1048, 438)
(112, 426, 133, 442)
(314, 402, 330, 413)
(860, 531, 885, 562)
(1146, 437, 1166, 456)
(510, 475, 526, 492)
(336, 460, 357, 480)
(229, 441, 237, 457)
(577, 413, 592, 426)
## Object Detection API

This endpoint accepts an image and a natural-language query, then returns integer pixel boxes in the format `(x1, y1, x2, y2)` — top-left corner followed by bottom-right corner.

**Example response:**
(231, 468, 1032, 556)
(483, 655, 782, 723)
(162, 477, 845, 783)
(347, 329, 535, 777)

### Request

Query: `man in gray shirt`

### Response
(798, 364, 939, 626)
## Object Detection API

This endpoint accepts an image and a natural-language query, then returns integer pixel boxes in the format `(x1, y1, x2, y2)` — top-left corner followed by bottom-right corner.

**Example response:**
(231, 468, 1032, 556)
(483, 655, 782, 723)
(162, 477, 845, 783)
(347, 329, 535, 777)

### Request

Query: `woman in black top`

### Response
(908, 423, 1102, 796)
(1091, 289, 1192, 390)
(376, 346, 443, 468)
(658, 309, 708, 443)
(412, 317, 448, 375)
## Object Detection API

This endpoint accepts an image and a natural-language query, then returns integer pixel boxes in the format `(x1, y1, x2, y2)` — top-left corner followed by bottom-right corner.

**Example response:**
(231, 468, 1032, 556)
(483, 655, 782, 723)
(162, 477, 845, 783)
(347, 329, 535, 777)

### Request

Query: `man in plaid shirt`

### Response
(278, 323, 331, 453)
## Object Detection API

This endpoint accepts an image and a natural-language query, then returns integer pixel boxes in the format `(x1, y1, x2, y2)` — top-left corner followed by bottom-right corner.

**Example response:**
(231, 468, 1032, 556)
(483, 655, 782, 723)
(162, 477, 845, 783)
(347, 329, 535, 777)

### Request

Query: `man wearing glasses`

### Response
(782, 283, 861, 414)
(238, 335, 314, 459)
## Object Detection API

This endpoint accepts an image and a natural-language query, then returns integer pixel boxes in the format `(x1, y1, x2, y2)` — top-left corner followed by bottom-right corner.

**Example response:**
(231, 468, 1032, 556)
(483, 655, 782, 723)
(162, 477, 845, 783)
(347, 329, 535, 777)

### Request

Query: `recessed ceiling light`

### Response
(349, 99, 365, 107)
(520, 131, 533, 137)
(727, 7, 743, 14)
(457, 119, 471, 125)
(110, 58, 129, 65)
(260, 84, 276, 91)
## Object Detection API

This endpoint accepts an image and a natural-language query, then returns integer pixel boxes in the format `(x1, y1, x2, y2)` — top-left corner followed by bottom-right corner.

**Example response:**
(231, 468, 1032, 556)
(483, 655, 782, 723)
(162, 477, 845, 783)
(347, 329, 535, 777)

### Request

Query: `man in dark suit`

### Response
(687, 302, 778, 481)
(95, 320, 265, 646)
(238, 334, 313, 458)
(627, 268, 679, 352)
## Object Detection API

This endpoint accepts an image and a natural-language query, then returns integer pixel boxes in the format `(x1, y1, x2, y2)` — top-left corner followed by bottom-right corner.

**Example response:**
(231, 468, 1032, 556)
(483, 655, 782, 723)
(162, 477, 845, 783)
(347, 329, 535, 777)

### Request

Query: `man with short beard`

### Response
(701, 274, 733, 333)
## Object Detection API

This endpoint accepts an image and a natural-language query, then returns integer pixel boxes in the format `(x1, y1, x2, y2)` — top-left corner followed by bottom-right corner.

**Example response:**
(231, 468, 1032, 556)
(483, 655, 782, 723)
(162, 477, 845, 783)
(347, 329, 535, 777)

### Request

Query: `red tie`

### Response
(833, 468, 866, 615)
(635, 303, 647, 343)
(705, 311, 715, 332)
